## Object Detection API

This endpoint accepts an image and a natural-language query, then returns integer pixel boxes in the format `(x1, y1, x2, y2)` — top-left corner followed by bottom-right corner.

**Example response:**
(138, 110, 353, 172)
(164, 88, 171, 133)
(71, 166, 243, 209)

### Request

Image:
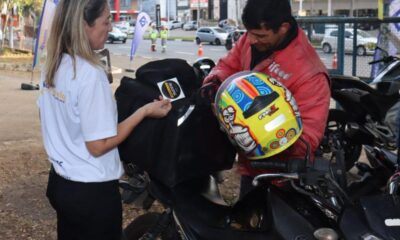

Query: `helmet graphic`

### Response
(214, 71, 303, 160)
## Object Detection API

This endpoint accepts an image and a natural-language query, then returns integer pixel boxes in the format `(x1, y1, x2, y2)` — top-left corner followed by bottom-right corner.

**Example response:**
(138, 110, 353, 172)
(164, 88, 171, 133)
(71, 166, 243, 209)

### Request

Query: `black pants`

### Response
(46, 168, 122, 240)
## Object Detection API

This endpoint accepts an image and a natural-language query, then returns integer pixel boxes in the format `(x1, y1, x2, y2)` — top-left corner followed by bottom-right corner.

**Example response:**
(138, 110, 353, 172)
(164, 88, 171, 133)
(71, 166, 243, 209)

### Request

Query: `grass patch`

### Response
(0, 47, 33, 63)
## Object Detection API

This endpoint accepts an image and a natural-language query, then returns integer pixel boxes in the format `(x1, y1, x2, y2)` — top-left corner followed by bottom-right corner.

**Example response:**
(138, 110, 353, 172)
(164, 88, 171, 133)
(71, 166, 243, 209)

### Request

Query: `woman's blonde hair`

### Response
(45, 0, 108, 87)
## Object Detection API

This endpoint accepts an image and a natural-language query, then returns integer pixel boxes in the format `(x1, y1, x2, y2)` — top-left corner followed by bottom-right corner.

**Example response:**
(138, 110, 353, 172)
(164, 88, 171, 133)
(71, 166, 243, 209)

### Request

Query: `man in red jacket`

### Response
(203, 0, 330, 197)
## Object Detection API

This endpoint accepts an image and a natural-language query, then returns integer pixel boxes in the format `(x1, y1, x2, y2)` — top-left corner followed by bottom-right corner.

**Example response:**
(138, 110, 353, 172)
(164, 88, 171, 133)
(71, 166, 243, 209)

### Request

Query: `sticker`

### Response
(286, 128, 296, 141)
(279, 137, 288, 145)
(157, 77, 185, 102)
(276, 129, 285, 138)
(269, 140, 280, 149)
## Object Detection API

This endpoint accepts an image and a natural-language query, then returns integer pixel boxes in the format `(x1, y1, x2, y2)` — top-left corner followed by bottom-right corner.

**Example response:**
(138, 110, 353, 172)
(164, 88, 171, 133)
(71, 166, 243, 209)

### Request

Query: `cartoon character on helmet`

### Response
(214, 71, 303, 160)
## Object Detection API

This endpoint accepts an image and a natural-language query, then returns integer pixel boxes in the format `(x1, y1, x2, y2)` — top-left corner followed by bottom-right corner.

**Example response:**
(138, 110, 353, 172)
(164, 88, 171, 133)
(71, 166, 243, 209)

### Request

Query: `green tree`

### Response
(0, 0, 43, 49)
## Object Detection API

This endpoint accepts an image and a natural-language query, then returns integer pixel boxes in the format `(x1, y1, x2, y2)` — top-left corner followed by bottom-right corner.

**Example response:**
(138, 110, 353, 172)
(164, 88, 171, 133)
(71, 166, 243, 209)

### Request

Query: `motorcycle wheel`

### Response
(123, 213, 178, 240)
(320, 109, 362, 171)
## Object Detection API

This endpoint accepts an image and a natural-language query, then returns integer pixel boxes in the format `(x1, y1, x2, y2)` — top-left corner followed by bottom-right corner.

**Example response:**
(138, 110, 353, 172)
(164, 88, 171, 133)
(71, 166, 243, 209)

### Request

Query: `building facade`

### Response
(291, 0, 379, 17)
(109, 0, 139, 21)
(108, 0, 382, 24)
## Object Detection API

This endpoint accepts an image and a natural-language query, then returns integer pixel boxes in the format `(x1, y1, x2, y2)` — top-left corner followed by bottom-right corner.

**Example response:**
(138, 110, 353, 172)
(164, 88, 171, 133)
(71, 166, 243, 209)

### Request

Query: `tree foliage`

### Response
(0, 0, 44, 15)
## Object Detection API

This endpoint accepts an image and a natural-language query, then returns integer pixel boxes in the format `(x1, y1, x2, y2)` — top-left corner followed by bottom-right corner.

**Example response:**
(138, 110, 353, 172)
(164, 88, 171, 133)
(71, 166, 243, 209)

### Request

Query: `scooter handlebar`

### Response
(250, 158, 306, 173)
(369, 56, 398, 65)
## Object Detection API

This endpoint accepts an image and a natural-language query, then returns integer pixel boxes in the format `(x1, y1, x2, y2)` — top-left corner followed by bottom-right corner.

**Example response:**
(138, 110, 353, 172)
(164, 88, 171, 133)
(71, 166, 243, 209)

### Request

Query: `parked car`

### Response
(321, 28, 377, 56)
(218, 18, 237, 33)
(108, 27, 127, 44)
(196, 27, 228, 45)
(116, 25, 134, 35)
(183, 21, 197, 31)
(310, 23, 340, 41)
(168, 20, 183, 30)
(225, 29, 246, 50)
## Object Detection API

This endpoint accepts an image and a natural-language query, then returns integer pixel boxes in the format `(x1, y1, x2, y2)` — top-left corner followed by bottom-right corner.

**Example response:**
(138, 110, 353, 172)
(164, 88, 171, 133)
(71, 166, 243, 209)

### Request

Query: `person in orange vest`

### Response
(160, 25, 168, 53)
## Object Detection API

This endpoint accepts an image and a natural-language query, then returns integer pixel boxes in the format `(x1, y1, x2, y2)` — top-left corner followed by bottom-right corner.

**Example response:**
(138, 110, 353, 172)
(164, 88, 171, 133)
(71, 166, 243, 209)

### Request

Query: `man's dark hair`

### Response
(242, 0, 293, 32)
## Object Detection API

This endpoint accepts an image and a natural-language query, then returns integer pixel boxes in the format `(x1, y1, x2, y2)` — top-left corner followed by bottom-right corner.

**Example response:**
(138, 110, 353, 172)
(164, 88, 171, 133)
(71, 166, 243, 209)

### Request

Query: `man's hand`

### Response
(203, 73, 219, 84)
(199, 79, 221, 105)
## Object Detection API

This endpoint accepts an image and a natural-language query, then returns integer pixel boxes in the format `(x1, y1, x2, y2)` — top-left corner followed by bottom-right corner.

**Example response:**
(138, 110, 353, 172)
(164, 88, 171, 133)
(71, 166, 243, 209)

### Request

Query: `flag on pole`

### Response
(32, 0, 58, 69)
(372, 0, 400, 77)
(378, 0, 384, 20)
(130, 12, 151, 61)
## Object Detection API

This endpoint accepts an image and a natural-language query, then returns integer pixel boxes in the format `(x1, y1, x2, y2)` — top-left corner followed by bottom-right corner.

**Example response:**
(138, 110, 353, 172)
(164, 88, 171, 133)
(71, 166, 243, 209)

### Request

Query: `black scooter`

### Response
(115, 58, 400, 240)
(121, 141, 400, 240)
(319, 47, 400, 172)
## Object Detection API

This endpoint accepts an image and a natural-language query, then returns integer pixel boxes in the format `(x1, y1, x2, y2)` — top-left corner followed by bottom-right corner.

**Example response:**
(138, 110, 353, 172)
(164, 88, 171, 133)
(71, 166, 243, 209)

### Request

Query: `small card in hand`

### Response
(157, 77, 185, 102)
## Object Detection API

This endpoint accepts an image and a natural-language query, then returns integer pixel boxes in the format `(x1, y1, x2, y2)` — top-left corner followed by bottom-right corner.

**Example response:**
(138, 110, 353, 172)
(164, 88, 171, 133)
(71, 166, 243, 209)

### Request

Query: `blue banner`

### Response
(371, 0, 400, 77)
(130, 12, 151, 61)
(32, 0, 58, 69)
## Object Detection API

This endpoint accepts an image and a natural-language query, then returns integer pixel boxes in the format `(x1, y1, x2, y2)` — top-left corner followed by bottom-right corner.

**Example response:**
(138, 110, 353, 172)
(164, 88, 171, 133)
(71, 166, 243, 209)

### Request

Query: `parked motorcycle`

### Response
(115, 58, 400, 240)
(121, 139, 400, 240)
(319, 47, 400, 172)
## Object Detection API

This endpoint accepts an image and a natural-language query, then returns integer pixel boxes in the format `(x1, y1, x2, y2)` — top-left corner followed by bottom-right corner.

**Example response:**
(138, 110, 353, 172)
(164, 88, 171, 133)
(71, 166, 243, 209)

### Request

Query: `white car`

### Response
(116, 25, 134, 35)
(321, 28, 377, 56)
(107, 27, 127, 44)
(168, 20, 183, 30)
(183, 21, 197, 31)
(195, 27, 228, 45)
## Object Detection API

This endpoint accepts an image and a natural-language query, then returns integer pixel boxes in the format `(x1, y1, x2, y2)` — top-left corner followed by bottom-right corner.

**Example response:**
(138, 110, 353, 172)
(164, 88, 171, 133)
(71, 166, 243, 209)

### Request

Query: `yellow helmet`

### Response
(214, 71, 303, 160)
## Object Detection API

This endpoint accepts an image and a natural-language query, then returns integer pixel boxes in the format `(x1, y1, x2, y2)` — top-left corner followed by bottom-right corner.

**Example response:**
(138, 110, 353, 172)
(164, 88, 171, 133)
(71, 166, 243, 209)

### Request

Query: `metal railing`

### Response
(297, 17, 400, 79)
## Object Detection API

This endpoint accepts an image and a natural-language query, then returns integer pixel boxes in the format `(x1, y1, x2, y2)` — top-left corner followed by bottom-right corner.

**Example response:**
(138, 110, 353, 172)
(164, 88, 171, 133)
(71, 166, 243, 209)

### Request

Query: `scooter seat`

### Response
(171, 182, 282, 240)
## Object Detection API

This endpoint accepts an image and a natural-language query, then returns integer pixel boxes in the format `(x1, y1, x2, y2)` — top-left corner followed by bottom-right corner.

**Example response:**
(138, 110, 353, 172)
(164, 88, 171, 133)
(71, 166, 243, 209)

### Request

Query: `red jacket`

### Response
(204, 28, 331, 176)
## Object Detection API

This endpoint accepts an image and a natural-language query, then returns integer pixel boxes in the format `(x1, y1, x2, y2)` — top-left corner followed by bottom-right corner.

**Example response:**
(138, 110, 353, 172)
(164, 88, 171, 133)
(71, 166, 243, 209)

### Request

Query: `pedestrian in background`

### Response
(150, 25, 158, 52)
(37, 1, 172, 239)
(160, 25, 168, 53)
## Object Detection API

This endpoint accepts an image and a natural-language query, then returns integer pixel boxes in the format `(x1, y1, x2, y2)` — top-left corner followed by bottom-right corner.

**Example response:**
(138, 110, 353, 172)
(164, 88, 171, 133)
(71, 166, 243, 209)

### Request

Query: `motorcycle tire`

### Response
(320, 109, 362, 171)
(123, 212, 178, 240)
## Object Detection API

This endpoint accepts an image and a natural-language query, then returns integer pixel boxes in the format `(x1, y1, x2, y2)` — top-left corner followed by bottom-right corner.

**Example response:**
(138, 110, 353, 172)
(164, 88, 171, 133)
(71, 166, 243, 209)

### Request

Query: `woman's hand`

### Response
(141, 96, 172, 118)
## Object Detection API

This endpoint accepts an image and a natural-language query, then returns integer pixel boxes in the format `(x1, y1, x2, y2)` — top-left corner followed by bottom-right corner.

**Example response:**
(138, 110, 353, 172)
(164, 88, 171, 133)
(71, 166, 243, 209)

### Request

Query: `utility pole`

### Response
(167, 0, 169, 24)
(350, 0, 354, 17)
(328, 0, 332, 16)
(114, 0, 120, 22)
(197, 0, 200, 27)
(298, 0, 303, 16)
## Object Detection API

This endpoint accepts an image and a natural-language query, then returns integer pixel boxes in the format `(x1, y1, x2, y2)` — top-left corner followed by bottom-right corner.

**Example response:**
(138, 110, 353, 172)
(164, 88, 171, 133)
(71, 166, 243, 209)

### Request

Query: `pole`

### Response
(299, 0, 303, 16)
(115, 0, 120, 22)
(235, 0, 239, 25)
(167, 0, 169, 24)
(30, 10, 36, 85)
(328, 0, 332, 16)
(197, 0, 200, 27)
(350, 0, 354, 17)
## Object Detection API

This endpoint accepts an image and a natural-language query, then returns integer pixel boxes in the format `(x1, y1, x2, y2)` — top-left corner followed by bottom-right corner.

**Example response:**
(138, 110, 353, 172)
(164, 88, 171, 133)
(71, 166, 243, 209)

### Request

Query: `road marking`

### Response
(175, 51, 195, 55)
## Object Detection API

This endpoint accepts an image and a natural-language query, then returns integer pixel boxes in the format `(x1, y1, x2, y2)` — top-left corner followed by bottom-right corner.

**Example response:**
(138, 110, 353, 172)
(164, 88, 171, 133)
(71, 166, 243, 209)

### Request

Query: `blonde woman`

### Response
(37, 1, 171, 239)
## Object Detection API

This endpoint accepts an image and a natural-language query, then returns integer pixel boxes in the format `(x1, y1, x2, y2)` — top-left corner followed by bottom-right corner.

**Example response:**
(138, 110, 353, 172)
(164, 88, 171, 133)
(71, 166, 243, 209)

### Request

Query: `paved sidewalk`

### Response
(108, 53, 164, 82)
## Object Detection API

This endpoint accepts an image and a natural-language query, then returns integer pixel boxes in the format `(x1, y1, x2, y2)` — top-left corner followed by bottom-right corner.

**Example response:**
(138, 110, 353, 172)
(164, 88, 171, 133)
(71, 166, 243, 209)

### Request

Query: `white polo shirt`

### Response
(37, 54, 123, 182)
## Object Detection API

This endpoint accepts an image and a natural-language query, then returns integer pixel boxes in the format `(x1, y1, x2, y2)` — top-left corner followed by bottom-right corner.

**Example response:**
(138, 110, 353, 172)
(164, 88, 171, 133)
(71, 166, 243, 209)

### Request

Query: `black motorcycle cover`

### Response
(115, 59, 236, 187)
(360, 194, 400, 239)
